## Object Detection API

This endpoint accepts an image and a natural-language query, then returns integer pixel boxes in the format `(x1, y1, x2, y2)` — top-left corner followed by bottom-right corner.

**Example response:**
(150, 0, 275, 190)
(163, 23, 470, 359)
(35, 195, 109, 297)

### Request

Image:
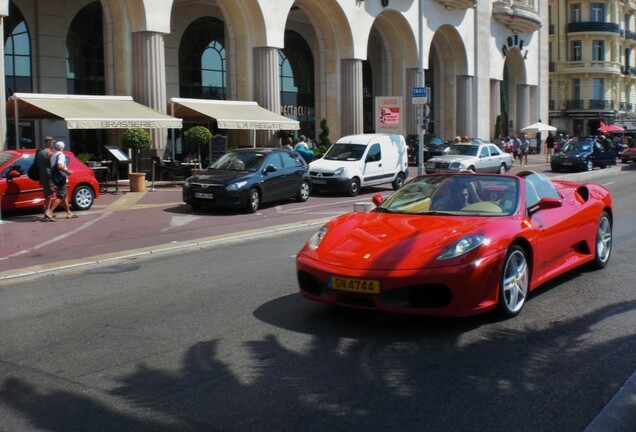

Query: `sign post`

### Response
(412, 87, 429, 175)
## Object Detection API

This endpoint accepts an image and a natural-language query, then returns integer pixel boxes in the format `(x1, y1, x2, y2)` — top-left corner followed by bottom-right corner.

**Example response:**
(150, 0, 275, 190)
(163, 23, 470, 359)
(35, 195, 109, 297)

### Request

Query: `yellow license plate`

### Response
(330, 276, 380, 294)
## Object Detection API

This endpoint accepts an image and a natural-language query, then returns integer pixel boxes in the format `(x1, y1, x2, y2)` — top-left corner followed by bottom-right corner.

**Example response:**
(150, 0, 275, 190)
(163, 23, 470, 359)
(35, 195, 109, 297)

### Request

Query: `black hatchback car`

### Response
(550, 137, 617, 172)
(183, 148, 311, 213)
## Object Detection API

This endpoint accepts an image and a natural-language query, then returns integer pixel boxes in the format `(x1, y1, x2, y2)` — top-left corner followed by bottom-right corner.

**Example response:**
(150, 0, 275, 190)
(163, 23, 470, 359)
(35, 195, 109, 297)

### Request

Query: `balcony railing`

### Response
(555, 60, 621, 74)
(568, 22, 620, 34)
(626, 30, 636, 41)
(566, 99, 615, 110)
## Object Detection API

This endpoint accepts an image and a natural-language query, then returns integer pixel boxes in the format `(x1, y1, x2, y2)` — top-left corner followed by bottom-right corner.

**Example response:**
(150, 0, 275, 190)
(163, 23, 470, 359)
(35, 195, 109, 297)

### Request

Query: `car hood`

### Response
(428, 154, 474, 163)
(189, 169, 252, 184)
(554, 151, 590, 158)
(304, 211, 506, 270)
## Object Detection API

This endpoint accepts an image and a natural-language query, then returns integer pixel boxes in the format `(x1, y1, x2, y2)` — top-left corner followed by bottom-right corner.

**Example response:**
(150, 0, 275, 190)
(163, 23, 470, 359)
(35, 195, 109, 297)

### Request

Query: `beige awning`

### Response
(168, 98, 299, 130)
(7, 93, 183, 129)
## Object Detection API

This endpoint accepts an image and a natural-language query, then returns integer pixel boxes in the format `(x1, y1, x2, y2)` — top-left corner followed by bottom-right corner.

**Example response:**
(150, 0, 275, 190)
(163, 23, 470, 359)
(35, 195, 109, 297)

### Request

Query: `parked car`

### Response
(296, 170, 613, 317)
(620, 146, 636, 163)
(425, 139, 512, 174)
(550, 137, 617, 172)
(182, 148, 311, 213)
(309, 133, 408, 196)
(406, 135, 449, 165)
(0, 149, 99, 212)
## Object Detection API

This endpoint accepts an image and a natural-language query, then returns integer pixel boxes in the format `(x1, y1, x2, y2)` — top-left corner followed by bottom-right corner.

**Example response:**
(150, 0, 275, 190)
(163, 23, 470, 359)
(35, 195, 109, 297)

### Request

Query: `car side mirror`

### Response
(264, 165, 277, 174)
(6, 169, 21, 182)
(372, 193, 384, 207)
(528, 197, 561, 216)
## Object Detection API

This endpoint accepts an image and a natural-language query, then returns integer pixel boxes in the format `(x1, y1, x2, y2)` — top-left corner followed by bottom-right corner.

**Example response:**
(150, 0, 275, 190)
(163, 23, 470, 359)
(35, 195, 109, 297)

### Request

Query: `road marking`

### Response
(0, 212, 113, 261)
(161, 215, 203, 232)
(104, 192, 147, 212)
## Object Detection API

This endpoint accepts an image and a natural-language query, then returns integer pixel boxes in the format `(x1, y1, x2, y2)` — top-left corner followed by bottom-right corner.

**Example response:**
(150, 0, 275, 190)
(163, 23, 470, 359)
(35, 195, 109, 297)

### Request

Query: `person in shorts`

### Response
(47, 141, 76, 219)
(36, 136, 55, 220)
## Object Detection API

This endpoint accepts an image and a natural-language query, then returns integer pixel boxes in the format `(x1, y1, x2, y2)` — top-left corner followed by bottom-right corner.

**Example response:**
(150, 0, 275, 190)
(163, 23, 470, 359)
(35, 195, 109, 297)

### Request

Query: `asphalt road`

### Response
(0, 157, 635, 431)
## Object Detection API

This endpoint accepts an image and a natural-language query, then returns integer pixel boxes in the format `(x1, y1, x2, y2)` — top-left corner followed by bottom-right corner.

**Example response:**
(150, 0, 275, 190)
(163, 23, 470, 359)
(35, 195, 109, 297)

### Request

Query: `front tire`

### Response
(591, 211, 612, 269)
(297, 180, 310, 202)
(497, 245, 529, 318)
(392, 172, 405, 190)
(246, 188, 260, 213)
(498, 163, 506, 175)
(347, 178, 360, 197)
(71, 185, 95, 211)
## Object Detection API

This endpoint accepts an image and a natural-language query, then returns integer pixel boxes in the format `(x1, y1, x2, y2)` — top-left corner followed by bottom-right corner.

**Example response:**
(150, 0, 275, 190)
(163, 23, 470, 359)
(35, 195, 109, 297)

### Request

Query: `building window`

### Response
(570, 3, 581, 23)
(571, 41, 582, 61)
(4, 3, 32, 97)
(593, 78, 604, 100)
(590, 3, 605, 22)
(179, 17, 226, 100)
(626, 14, 631, 32)
(66, 2, 104, 95)
(573, 79, 580, 100)
(592, 40, 605, 61)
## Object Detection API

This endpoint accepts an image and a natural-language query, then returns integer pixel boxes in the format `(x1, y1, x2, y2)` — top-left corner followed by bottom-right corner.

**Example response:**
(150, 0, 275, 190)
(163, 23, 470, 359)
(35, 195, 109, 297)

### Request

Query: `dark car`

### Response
(550, 137, 617, 172)
(182, 148, 311, 213)
(406, 135, 448, 165)
(620, 146, 636, 163)
(1, 149, 100, 212)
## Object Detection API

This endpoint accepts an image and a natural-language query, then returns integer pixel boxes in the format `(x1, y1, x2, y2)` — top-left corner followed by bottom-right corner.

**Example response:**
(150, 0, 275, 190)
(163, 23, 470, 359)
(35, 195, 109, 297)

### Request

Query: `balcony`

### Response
(555, 60, 621, 75)
(433, 0, 474, 10)
(565, 99, 615, 111)
(493, 0, 542, 33)
(567, 22, 620, 34)
(620, 102, 634, 111)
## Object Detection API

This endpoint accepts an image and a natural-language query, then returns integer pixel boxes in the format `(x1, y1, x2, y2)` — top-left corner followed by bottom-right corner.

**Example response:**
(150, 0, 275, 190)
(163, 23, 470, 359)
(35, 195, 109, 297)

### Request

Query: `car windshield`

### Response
(376, 174, 520, 216)
(562, 142, 592, 152)
(0, 151, 14, 167)
(447, 144, 479, 157)
(323, 143, 366, 161)
(208, 152, 265, 171)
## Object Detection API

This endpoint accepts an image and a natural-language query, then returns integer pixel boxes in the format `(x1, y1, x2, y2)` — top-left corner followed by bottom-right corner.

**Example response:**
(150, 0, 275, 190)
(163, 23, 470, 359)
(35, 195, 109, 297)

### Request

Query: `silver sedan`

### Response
(425, 141, 513, 174)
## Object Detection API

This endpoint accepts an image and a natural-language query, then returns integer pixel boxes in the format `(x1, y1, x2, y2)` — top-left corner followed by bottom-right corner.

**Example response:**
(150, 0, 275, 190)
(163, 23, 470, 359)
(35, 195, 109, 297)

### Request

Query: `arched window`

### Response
(179, 17, 226, 100)
(4, 1, 33, 148)
(66, 1, 104, 94)
(4, 1, 32, 97)
(280, 31, 314, 138)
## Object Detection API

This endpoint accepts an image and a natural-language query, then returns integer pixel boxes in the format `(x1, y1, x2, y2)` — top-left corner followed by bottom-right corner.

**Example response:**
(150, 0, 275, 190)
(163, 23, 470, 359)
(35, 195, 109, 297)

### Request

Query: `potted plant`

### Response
(122, 128, 151, 192)
(184, 126, 212, 170)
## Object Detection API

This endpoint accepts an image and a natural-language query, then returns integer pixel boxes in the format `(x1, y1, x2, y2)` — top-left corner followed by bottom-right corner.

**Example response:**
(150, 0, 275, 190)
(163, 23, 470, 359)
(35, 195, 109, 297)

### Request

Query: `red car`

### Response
(1, 149, 100, 213)
(620, 146, 636, 163)
(296, 171, 613, 317)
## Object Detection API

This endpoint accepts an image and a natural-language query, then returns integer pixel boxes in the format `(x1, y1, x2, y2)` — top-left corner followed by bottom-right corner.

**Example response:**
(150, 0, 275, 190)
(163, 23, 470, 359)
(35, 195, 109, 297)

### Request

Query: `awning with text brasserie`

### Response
(7, 93, 183, 129)
(168, 98, 299, 130)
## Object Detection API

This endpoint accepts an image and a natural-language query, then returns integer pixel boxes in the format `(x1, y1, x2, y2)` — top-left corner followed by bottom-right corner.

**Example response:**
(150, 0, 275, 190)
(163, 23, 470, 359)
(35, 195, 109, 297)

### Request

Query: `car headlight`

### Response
(426, 160, 435, 167)
(437, 235, 490, 260)
(183, 178, 191, 189)
(449, 161, 464, 170)
(308, 226, 329, 250)
(333, 167, 346, 176)
(226, 180, 248, 191)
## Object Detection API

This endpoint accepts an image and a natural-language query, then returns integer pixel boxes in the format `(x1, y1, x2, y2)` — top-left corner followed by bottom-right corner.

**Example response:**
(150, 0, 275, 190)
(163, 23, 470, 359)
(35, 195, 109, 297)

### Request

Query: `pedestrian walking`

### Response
(36, 136, 55, 220)
(520, 134, 529, 166)
(545, 131, 555, 162)
(47, 141, 77, 219)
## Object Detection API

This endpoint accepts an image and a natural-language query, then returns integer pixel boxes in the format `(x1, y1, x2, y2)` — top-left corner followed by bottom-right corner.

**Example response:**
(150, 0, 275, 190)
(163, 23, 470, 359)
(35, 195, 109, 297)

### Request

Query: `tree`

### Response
(122, 128, 151, 172)
(315, 118, 332, 157)
(184, 126, 212, 167)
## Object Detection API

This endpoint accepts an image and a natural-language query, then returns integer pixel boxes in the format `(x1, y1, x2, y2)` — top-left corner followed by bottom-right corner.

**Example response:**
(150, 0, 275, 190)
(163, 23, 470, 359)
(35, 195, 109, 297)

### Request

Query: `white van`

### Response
(309, 133, 409, 196)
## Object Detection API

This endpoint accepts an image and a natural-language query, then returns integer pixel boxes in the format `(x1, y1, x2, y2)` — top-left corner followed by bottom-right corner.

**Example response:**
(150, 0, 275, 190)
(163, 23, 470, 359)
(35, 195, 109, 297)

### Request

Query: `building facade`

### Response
(1, 0, 547, 158)
(549, 0, 636, 135)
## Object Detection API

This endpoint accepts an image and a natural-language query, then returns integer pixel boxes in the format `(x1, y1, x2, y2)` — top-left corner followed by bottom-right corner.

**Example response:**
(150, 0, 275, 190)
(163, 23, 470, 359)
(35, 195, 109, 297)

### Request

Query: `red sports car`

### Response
(1, 149, 100, 212)
(296, 171, 613, 317)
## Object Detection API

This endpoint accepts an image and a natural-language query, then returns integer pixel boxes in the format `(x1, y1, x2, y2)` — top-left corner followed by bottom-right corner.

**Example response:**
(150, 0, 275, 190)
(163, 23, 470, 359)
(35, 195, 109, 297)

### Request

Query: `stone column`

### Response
(341, 59, 363, 136)
(0, 2, 7, 149)
(491, 80, 501, 139)
(406, 68, 419, 135)
(254, 46, 281, 146)
(516, 84, 530, 134)
(132, 31, 168, 155)
(456, 75, 473, 137)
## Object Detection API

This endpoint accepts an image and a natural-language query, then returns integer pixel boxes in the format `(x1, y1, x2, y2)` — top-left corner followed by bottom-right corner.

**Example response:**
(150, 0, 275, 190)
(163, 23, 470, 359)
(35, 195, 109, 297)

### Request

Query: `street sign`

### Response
(412, 87, 428, 104)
